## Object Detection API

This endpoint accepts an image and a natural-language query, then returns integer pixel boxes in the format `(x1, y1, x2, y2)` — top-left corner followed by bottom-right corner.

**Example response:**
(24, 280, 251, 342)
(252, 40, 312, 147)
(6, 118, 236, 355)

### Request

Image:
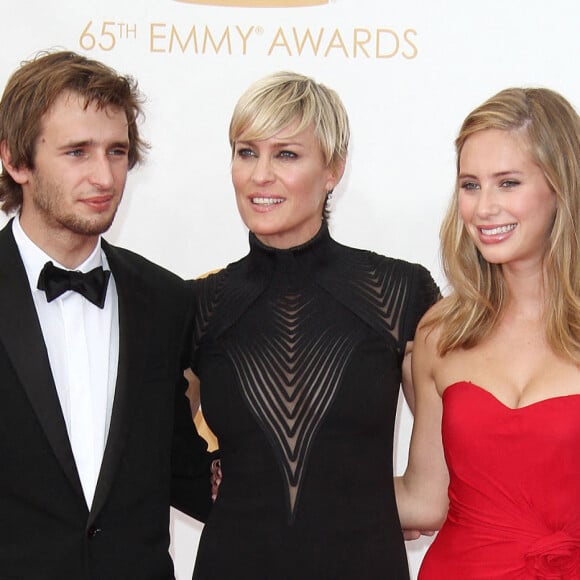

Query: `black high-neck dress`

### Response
(191, 224, 438, 580)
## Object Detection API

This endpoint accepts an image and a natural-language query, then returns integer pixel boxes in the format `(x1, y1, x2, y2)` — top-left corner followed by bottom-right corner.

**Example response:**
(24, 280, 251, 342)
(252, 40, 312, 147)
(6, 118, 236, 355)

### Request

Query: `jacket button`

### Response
(87, 526, 102, 538)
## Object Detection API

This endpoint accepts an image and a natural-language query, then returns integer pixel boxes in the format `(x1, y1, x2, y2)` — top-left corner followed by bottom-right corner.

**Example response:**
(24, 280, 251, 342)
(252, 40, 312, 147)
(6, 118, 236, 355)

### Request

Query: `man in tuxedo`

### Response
(0, 50, 212, 579)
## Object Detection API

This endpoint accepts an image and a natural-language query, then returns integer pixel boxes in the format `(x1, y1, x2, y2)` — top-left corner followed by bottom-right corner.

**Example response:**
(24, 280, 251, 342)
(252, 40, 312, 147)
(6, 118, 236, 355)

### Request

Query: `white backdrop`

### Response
(0, 1, 578, 578)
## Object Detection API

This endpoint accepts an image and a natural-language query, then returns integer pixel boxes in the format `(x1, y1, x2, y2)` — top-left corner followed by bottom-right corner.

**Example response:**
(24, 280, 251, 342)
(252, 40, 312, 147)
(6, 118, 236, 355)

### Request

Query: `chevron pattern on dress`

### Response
(226, 289, 362, 521)
(318, 254, 412, 347)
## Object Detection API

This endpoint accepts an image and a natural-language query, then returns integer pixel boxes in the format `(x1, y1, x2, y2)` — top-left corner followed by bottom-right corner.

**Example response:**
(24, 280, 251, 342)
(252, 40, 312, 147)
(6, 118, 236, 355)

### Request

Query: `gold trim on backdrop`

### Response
(174, 0, 328, 6)
(189, 268, 222, 452)
(194, 410, 219, 452)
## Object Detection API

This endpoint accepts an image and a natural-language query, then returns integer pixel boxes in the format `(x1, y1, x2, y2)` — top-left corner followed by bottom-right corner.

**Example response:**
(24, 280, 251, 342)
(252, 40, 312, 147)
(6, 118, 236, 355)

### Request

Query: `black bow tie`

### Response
(37, 261, 111, 308)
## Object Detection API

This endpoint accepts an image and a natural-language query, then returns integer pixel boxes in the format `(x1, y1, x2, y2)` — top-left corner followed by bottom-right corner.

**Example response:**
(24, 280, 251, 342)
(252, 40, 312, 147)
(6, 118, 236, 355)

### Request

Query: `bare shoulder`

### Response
(414, 301, 447, 356)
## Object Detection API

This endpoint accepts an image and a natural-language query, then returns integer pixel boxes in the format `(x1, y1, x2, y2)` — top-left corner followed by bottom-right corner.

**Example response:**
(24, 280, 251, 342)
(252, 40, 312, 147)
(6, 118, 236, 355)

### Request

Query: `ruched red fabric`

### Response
(419, 381, 580, 579)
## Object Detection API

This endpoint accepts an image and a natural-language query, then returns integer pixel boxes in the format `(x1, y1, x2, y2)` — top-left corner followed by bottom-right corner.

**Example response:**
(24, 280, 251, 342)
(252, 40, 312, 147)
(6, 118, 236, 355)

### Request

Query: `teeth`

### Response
(252, 197, 283, 205)
(480, 224, 516, 235)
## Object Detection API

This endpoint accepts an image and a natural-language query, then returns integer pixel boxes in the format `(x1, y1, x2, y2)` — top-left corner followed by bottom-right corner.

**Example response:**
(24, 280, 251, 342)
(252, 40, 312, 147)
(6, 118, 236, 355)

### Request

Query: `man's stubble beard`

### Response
(31, 174, 123, 236)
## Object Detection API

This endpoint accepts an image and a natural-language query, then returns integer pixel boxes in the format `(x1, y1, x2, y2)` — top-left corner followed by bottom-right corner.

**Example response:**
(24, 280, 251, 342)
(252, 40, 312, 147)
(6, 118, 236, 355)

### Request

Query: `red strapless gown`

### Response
(419, 381, 580, 579)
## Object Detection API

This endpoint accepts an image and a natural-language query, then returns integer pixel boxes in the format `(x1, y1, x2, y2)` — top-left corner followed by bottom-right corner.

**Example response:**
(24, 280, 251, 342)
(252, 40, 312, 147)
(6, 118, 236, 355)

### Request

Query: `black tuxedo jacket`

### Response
(0, 222, 212, 580)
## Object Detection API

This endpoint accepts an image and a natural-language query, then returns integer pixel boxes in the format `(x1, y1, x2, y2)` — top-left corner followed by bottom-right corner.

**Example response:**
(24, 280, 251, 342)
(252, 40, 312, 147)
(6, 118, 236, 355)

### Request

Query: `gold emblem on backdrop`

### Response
(174, 0, 329, 6)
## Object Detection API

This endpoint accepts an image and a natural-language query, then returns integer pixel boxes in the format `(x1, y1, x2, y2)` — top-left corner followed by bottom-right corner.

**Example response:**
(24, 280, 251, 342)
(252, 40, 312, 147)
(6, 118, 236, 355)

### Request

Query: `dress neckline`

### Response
(444, 380, 580, 411)
(247, 222, 334, 277)
(249, 221, 331, 256)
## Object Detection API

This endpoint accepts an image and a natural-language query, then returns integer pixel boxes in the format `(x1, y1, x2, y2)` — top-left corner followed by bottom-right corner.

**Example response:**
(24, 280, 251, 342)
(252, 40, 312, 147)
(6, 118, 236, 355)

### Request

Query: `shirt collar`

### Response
(12, 216, 107, 294)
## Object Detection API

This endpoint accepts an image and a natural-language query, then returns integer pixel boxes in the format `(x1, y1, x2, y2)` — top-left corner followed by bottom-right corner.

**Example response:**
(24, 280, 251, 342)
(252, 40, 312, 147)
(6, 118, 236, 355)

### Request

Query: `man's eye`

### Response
(109, 148, 128, 157)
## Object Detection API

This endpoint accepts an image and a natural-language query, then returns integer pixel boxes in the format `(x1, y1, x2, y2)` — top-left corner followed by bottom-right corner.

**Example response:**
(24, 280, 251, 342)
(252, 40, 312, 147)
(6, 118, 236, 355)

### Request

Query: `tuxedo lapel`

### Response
(0, 223, 84, 498)
(89, 241, 150, 520)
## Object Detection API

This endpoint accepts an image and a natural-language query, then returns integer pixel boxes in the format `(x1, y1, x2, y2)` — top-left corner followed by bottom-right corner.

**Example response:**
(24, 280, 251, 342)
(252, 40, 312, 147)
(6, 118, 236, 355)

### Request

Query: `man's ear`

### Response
(0, 141, 30, 185)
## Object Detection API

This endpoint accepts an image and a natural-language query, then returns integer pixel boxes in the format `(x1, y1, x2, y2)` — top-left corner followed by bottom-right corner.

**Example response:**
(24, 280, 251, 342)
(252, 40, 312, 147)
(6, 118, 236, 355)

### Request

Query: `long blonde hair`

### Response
(428, 88, 580, 362)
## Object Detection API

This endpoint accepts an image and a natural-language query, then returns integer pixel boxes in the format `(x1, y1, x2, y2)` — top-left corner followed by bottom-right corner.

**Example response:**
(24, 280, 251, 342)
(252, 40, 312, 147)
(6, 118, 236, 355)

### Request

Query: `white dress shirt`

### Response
(13, 217, 119, 509)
